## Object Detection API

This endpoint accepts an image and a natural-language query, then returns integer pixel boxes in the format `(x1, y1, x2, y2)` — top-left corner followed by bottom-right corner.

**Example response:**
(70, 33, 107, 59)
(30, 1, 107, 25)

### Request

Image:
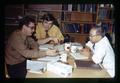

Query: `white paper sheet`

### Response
(54, 44, 65, 52)
(39, 44, 54, 51)
(37, 55, 60, 62)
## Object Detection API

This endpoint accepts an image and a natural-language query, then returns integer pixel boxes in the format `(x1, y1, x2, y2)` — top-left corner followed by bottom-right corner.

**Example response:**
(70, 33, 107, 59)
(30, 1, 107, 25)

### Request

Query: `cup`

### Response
(71, 46, 77, 53)
(64, 43, 71, 52)
(78, 46, 83, 50)
(60, 53, 67, 62)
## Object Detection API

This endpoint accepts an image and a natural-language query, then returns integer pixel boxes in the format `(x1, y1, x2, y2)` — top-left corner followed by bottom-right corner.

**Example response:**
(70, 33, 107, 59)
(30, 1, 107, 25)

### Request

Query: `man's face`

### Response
(89, 29, 98, 43)
(42, 20, 53, 30)
(24, 22, 35, 36)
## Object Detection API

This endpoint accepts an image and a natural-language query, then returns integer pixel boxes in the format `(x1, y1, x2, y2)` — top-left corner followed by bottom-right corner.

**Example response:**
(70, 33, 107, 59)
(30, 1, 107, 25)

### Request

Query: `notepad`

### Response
(75, 60, 102, 70)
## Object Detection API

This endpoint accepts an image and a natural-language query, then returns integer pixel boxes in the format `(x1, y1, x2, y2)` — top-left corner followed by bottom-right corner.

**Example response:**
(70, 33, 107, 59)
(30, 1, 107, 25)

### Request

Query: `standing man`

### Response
(5, 16, 58, 78)
(80, 27, 115, 77)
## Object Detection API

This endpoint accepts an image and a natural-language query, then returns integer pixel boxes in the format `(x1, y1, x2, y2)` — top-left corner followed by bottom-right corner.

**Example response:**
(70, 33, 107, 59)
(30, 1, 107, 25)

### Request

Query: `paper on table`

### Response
(39, 44, 65, 51)
(54, 44, 65, 52)
(27, 60, 47, 74)
(70, 52, 88, 60)
(37, 55, 60, 62)
(39, 44, 54, 51)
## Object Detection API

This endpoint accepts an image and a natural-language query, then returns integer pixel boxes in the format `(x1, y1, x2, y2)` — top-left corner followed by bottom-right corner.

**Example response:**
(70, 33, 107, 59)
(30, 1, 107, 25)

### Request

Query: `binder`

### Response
(75, 60, 102, 70)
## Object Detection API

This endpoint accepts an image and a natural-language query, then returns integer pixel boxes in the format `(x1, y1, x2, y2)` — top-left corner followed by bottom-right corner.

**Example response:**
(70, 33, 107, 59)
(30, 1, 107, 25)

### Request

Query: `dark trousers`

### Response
(6, 60, 27, 78)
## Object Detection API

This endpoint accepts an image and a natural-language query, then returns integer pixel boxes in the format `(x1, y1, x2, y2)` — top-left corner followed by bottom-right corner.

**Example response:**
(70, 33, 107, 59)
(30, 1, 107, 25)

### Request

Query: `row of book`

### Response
(99, 4, 113, 8)
(62, 4, 97, 13)
(98, 8, 113, 20)
(62, 23, 112, 34)
(63, 23, 94, 34)
(101, 22, 112, 33)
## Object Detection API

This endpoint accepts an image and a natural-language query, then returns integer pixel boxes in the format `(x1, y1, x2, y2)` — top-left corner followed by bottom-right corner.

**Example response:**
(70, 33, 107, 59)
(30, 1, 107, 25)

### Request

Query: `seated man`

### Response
(5, 16, 58, 78)
(80, 27, 115, 77)
(35, 13, 64, 45)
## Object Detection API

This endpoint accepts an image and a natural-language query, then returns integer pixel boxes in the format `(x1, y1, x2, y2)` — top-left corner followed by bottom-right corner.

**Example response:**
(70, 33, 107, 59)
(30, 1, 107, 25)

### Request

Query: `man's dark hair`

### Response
(41, 13, 55, 22)
(18, 16, 36, 29)
(95, 26, 105, 37)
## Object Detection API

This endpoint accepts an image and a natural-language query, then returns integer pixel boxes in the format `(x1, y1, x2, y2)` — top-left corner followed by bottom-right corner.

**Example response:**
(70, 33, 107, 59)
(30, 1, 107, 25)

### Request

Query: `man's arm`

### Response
(12, 35, 58, 59)
(37, 37, 59, 45)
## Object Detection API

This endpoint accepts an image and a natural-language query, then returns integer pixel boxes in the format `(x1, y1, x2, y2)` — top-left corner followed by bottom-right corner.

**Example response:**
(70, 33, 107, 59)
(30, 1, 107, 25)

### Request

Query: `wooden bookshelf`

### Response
(5, 4, 25, 42)
(24, 4, 114, 44)
(61, 4, 114, 44)
(5, 4, 114, 44)
(60, 4, 98, 44)
(96, 4, 114, 34)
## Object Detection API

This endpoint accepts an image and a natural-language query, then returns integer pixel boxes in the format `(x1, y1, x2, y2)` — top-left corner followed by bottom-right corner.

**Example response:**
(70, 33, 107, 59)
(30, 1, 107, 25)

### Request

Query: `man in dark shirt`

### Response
(5, 16, 58, 78)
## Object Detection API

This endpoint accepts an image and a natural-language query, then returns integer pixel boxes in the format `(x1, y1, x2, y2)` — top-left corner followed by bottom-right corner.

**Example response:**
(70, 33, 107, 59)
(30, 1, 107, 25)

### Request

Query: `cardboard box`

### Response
(47, 62, 72, 77)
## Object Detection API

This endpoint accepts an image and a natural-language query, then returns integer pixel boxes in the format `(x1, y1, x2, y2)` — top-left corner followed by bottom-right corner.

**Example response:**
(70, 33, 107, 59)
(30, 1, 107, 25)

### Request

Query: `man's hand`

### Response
(80, 48, 91, 57)
(49, 37, 60, 44)
(46, 49, 59, 56)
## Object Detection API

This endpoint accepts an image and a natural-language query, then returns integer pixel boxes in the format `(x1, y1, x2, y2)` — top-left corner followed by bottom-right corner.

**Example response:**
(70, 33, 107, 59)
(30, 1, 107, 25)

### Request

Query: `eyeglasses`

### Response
(27, 26, 35, 30)
(89, 35, 97, 38)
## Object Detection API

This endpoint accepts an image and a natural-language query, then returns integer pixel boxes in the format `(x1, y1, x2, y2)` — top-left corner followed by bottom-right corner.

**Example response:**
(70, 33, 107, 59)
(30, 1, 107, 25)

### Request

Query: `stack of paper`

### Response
(39, 44, 65, 52)
(27, 60, 47, 74)
(54, 44, 65, 52)
(39, 44, 54, 51)
(70, 52, 88, 60)
(37, 55, 60, 62)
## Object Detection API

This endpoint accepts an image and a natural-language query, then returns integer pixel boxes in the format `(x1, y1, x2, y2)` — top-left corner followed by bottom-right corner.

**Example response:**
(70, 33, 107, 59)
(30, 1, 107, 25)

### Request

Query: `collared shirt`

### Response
(5, 30, 46, 65)
(86, 36, 115, 77)
(35, 22, 64, 41)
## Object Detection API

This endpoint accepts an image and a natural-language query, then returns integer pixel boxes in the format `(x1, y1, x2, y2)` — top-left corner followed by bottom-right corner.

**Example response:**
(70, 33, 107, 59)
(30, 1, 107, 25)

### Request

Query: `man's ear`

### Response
(22, 25, 26, 29)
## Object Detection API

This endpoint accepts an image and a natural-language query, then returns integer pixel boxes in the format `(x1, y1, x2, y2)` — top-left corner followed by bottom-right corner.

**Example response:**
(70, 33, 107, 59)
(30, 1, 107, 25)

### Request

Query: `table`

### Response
(26, 54, 110, 78)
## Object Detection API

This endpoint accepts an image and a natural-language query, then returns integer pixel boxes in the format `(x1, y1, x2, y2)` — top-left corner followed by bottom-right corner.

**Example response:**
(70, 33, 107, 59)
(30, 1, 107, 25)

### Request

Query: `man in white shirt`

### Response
(80, 27, 115, 77)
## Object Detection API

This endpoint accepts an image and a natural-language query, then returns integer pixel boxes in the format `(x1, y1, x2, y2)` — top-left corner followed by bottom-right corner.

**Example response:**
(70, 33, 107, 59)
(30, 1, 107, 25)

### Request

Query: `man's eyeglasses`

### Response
(27, 26, 35, 30)
(89, 35, 97, 38)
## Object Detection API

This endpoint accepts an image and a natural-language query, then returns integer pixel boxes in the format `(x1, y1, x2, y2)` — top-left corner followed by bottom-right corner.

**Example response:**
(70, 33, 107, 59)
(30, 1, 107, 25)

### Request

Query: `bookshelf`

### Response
(96, 4, 114, 34)
(61, 4, 97, 44)
(5, 4, 114, 45)
(61, 4, 114, 44)
(5, 4, 25, 42)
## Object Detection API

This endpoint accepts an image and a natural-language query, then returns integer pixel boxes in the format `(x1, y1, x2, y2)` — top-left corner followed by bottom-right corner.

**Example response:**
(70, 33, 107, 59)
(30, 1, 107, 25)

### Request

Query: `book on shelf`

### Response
(98, 8, 108, 20)
(64, 23, 70, 33)
(72, 4, 78, 11)
(84, 4, 91, 12)
(64, 23, 81, 33)
(68, 4, 72, 11)
(62, 4, 97, 13)
(75, 60, 102, 70)
(62, 4, 68, 10)
(101, 22, 110, 33)
(78, 4, 85, 12)
(72, 23, 81, 33)
(91, 4, 97, 13)
(64, 12, 71, 21)
(83, 24, 91, 33)
(77, 4, 97, 13)
(68, 24, 76, 33)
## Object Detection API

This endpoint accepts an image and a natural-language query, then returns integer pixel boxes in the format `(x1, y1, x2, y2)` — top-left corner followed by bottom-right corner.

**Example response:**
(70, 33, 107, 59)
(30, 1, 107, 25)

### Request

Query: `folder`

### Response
(75, 60, 102, 70)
